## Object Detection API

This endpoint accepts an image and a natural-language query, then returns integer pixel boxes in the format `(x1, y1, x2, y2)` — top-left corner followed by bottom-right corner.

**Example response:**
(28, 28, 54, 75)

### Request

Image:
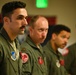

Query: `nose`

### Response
(25, 19, 28, 25)
(65, 38, 68, 43)
(23, 18, 28, 26)
(42, 30, 48, 37)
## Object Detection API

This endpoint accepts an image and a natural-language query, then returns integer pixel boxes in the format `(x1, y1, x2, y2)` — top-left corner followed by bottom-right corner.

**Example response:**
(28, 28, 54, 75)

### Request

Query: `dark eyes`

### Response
(61, 36, 65, 38)
(17, 15, 28, 20)
(61, 36, 70, 39)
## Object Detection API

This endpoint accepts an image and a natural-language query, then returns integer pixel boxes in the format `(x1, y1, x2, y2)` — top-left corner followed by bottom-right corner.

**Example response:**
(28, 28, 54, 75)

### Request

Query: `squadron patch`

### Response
(20, 52, 28, 63)
(38, 57, 44, 65)
(59, 59, 64, 66)
(11, 51, 16, 61)
(62, 48, 69, 56)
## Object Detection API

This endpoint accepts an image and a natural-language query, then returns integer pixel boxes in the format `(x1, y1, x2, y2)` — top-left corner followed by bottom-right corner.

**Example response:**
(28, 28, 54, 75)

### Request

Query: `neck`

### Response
(4, 27, 17, 41)
(50, 40, 58, 52)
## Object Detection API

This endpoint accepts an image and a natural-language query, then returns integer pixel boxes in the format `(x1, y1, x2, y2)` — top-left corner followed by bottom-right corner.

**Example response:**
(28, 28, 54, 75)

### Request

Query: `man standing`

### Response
(0, 1, 28, 75)
(21, 15, 49, 75)
(43, 24, 71, 75)
(63, 42, 76, 75)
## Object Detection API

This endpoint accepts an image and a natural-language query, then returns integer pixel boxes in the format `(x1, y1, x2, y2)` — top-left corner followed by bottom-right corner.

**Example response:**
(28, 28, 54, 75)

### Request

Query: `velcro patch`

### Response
(20, 52, 28, 63)
(62, 48, 69, 56)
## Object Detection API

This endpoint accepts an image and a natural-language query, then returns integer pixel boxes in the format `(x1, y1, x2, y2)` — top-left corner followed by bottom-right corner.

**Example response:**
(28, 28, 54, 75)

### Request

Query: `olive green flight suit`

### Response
(21, 36, 48, 75)
(43, 41, 68, 75)
(0, 28, 22, 75)
(64, 43, 76, 75)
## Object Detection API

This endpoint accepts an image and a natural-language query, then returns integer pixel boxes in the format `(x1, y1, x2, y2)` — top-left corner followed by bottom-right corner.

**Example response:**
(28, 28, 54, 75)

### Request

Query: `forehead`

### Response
(36, 17, 47, 22)
(34, 17, 48, 28)
(12, 8, 27, 17)
(58, 30, 70, 36)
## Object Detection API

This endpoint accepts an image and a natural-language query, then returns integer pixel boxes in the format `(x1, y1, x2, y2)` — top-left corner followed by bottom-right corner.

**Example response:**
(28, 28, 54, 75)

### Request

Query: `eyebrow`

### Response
(17, 15, 28, 19)
(18, 14, 28, 18)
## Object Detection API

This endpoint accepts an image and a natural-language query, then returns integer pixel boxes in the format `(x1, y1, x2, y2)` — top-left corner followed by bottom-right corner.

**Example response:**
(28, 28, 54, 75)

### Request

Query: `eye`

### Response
(17, 15, 28, 20)
(38, 29, 44, 32)
(61, 36, 65, 38)
(38, 28, 48, 32)
(17, 16, 23, 20)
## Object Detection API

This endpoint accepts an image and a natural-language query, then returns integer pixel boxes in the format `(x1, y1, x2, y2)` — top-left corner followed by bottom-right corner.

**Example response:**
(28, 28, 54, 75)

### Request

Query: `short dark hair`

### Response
(1, 1, 26, 19)
(47, 24, 71, 40)
(51, 24, 71, 35)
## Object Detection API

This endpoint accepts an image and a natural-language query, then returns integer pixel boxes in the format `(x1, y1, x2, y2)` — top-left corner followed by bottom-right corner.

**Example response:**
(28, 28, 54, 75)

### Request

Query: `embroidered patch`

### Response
(38, 57, 44, 65)
(11, 51, 16, 61)
(56, 60, 60, 68)
(20, 52, 28, 63)
(62, 48, 69, 56)
(59, 59, 64, 66)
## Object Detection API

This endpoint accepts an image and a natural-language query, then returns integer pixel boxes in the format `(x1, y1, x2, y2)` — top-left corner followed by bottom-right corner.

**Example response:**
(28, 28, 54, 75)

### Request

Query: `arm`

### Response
(21, 49, 33, 75)
(64, 47, 74, 73)
(0, 45, 3, 64)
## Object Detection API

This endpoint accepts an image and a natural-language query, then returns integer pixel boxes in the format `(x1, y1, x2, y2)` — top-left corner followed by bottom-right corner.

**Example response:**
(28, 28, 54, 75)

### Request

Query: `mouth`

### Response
(61, 44, 66, 48)
(20, 26, 25, 31)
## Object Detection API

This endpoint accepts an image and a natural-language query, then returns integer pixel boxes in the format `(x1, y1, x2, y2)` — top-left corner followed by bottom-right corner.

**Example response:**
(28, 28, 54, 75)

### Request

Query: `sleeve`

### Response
(0, 45, 3, 64)
(21, 48, 33, 75)
(64, 46, 75, 72)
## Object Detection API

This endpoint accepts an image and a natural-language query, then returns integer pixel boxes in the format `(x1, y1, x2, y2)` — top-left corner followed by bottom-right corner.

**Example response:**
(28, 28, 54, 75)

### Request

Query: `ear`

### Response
(29, 26, 33, 32)
(3, 17, 9, 23)
(52, 33, 57, 40)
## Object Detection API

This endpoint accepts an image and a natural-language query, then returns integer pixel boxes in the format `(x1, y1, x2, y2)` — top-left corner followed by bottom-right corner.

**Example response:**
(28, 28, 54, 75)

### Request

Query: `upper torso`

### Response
(64, 43, 76, 75)
(0, 28, 22, 75)
(21, 36, 48, 75)
(43, 41, 68, 75)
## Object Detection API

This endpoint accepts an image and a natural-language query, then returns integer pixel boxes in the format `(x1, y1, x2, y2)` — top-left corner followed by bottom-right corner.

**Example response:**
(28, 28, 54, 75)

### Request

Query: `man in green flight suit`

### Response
(43, 24, 71, 75)
(0, 1, 28, 75)
(20, 15, 49, 75)
(63, 43, 76, 75)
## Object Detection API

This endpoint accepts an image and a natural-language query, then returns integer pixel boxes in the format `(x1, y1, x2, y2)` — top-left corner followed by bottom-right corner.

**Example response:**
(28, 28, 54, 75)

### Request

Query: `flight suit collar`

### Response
(0, 28, 13, 42)
(46, 41, 61, 56)
(26, 35, 41, 49)
(46, 41, 63, 63)
(26, 35, 45, 55)
(0, 28, 20, 48)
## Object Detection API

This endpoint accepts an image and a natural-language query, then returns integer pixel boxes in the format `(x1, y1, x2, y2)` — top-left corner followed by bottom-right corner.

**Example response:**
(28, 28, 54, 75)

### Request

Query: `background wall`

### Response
(0, 0, 76, 46)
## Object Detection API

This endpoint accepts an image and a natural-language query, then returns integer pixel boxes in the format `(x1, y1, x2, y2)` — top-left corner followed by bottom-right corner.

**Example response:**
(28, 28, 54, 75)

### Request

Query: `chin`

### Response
(19, 33, 24, 35)
(40, 41, 44, 43)
(20, 31, 25, 34)
(60, 46, 65, 49)
(60, 47, 64, 49)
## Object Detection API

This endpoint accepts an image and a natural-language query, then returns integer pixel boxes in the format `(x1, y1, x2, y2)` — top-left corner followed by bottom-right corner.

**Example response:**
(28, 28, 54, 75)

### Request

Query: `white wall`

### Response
(0, 0, 76, 45)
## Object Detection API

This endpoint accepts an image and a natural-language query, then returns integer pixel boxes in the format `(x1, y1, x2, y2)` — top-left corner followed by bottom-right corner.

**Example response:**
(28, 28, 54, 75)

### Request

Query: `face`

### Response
(29, 17, 49, 45)
(5, 8, 28, 35)
(53, 30, 70, 49)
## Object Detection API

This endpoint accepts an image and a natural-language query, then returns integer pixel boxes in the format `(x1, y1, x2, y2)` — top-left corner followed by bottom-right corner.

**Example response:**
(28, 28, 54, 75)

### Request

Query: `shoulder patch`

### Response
(20, 52, 28, 63)
(62, 48, 69, 56)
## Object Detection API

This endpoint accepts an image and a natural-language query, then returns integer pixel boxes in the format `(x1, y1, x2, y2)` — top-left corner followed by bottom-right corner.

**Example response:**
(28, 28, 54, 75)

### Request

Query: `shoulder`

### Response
(20, 42, 33, 57)
(43, 42, 50, 50)
(0, 34, 4, 41)
(20, 47, 32, 64)
(43, 45, 50, 54)
(43, 45, 48, 50)
(62, 43, 76, 56)
(68, 43, 76, 50)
